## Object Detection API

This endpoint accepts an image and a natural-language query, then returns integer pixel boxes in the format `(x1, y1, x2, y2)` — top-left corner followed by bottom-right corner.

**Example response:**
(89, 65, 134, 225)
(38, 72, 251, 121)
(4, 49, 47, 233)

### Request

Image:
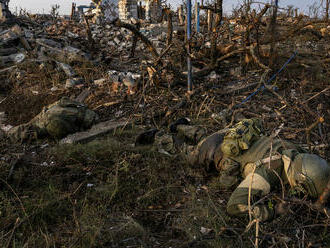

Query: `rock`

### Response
(60, 120, 128, 144)
(51, 86, 59, 92)
(114, 37, 121, 44)
(208, 71, 218, 80)
(65, 77, 84, 89)
(67, 31, 79, 38)
(57, 62, 77, 77)
(123, 72, 137, 94)
(0, 53, 25, 66)
(94, 78, 108, 86)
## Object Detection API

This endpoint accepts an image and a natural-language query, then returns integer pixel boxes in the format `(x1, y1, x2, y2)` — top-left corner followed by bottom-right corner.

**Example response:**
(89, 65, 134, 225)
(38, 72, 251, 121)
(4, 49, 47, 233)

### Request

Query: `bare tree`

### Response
(268, 0, 278, 68)
(50, 4, 60, 21)
(0, 0, 12, 21)
(214, 0, 223, 28)
(322, 0, 329, 21)
(308, 1, 321, 19)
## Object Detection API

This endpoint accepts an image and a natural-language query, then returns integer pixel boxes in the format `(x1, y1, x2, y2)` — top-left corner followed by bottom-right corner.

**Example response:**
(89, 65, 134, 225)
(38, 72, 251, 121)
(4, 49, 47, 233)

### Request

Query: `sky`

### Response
(9, 0, 321, 15)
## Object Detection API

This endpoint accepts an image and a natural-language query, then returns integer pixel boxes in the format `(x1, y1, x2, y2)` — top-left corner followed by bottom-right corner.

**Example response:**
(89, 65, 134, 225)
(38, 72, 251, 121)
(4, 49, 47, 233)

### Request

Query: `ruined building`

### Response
(118, 0, 138, 20)
(0, 0, 12, 22)
(92, 0, 119, 22)
(88, 0, 162, 23)
(145, 0, 161, 22)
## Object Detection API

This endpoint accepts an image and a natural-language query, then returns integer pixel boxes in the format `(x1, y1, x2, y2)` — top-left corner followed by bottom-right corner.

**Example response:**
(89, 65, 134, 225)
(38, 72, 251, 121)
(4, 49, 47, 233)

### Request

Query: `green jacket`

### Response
(8, 97, 99, 142)
(226, 136, 300, 221)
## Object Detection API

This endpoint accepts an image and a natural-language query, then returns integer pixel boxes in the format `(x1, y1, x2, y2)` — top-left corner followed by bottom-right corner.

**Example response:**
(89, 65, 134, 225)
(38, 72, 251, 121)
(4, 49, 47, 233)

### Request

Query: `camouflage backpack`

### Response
(8, 97, 99, 142)
(33, 97, 99, 139)
(220, 118, 263, 158)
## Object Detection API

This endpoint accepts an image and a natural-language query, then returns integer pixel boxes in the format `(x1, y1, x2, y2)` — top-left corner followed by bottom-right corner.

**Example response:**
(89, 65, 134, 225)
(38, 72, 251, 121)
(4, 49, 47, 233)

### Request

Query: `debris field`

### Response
(0, 3, 329, 247)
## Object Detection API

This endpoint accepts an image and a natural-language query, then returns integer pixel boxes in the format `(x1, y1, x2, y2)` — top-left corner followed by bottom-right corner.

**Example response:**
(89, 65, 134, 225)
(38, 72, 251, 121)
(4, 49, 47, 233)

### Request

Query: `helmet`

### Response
(283, 150, 330, 198)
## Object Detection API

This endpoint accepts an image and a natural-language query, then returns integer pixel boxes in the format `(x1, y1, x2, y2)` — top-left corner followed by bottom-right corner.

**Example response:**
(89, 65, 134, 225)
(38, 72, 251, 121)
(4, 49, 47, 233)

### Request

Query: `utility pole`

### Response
(187, 0, 193, 93)
(195, 0, 200, 33)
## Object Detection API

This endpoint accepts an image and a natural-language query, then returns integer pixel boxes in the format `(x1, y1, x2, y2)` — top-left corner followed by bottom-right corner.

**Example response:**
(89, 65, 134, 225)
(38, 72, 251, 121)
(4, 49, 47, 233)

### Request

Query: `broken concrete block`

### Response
(209, 71, 218, 80)
(0, 53, 25, 67)
(205, 42, 211, 48)
(65, 78, 84, 88)
(60, 120, 128, 144)
(36, 38, 62, 49)
(123, 72, 137, 95)
(57, 62, 77, 77)
(24, 29, 34, 39)
(114, 37, 121, 44)
(67, 31, 79, 39)
(51, 86, 59, 92)
(94, 78, 108, 86)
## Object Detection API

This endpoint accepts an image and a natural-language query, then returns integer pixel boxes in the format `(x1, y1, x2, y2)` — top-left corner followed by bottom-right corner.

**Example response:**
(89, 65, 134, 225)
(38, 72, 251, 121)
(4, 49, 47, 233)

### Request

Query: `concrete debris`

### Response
(107, 70, 141, 94)
(0, 53, 25, 66)
(65, 77, 84, 89)
(118, 0, 138, 21)
(93, 78, 108, 86)
(0, 4, 328, 145)
(60, 120, 128, 144)
(57, 62, 77, 77)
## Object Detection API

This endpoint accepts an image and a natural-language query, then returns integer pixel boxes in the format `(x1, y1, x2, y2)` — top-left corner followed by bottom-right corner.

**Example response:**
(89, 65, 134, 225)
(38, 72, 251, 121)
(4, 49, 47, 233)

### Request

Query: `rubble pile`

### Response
(0, 3, 329, 247)
(45, 20, 86, 37)
(118, 0, 138, 20)
(90, 22, 170, 56)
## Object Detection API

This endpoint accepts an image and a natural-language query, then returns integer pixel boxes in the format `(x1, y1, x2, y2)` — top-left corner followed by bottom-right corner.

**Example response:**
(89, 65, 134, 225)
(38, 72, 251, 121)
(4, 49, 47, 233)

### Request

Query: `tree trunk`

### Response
(215, 0, 223, 29)
(326, 0, 329, 22)
(269, 0, 279, 68)
(207, 10, 213, 33)
(0, 0, 12, 22)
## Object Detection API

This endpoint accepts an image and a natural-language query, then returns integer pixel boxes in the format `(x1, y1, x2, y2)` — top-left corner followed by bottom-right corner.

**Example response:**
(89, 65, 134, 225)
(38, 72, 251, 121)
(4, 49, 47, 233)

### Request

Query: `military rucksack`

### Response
(33, 97, 99, 139)
(220, 118, 263, 158)
(8, 97, 99, 142)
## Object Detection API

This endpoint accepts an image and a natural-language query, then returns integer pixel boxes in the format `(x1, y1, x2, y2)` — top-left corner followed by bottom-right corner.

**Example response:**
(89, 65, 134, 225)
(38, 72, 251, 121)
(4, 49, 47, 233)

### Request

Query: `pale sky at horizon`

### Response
(9, 0, 322, 15)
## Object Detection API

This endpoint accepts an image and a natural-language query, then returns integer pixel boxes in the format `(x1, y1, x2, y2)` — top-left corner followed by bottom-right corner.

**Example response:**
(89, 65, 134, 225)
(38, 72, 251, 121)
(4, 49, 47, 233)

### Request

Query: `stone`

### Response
(57, 62, 76, 77)
(51, 86, 59, 92)
(114, 37, 121, 44)
(94, 78, 108, 86)
(65, 77, 84, 89)
(60, 120, 128, 144)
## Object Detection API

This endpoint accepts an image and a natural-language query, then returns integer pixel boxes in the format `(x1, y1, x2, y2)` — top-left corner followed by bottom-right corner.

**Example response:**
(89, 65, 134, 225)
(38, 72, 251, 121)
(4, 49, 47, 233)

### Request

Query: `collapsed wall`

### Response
(118, 0, 138, 21)
(92, 0, 119, 22)
(0, 0, 12, 22)
(145, 0, 161, 22)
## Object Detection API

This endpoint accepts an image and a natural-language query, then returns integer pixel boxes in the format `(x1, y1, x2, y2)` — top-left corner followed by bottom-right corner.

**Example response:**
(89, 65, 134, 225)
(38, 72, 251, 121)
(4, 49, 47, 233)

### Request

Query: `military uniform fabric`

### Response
(225, 136, 300, 221)
(153, 124, 207, 156)
(8, 97, 99, 142)
(182, 119, 330, 221)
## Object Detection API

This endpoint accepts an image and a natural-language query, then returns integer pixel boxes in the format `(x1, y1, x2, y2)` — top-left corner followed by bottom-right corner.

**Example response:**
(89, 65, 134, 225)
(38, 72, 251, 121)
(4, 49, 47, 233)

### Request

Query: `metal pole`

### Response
(187, 0, 193, 93)
(207, 9, 213, 33)
(195, 1, 200, 33)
